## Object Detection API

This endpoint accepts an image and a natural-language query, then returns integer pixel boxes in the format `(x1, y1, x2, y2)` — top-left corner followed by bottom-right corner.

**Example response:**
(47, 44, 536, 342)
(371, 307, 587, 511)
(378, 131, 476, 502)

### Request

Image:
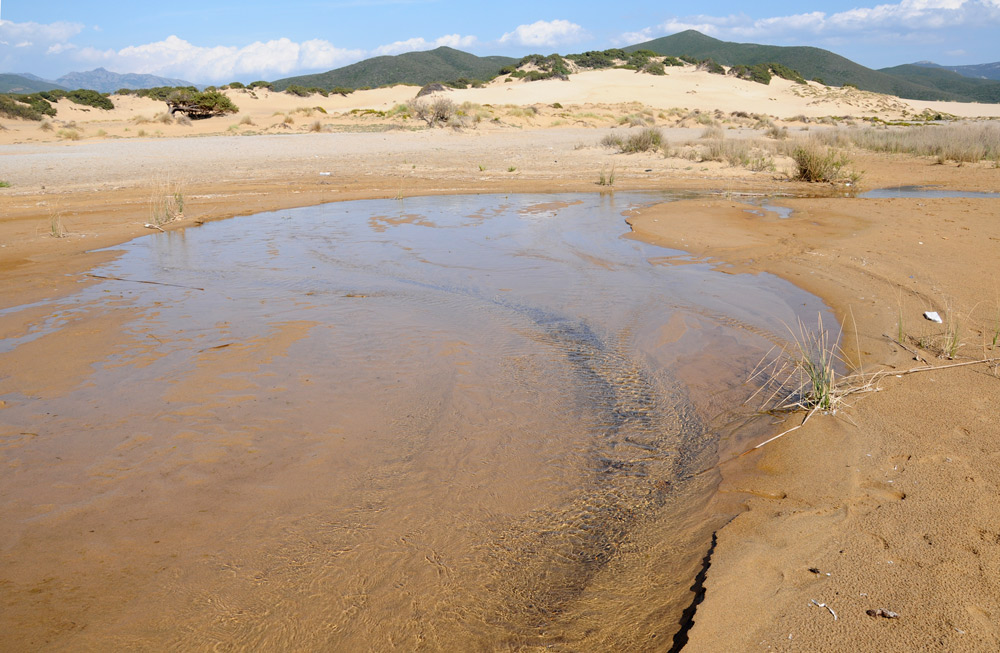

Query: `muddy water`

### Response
(0, 193, 829, 650)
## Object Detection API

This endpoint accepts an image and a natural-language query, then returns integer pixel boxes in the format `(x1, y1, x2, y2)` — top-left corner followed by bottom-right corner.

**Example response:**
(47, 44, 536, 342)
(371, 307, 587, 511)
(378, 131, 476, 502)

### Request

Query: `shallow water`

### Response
(0, 192, 830, 650)
(859, 185, 1000, 199)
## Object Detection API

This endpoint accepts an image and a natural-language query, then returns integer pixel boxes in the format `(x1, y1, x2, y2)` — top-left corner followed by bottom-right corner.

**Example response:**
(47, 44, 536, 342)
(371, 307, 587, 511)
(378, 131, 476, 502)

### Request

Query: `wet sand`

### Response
(2, 117, 1000, 649)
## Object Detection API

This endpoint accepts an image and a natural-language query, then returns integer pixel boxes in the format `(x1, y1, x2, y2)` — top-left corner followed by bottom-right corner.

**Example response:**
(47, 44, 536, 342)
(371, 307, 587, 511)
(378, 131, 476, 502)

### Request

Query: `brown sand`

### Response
(2, 66, 1000, 650)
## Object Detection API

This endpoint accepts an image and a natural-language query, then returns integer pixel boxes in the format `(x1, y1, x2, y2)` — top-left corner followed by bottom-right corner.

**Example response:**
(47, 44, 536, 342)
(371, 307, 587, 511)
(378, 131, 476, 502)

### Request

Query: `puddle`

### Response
(0, 192, 832, 649)
(858, 185, 1000, 199)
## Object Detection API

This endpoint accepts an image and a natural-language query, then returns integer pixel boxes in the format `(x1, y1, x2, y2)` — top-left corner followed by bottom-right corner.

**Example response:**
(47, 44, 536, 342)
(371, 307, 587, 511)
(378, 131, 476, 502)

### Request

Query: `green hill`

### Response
(912, 61, 1000, 81)
(0, 73, 66, 94)
(624, 30, 970, 102)
(273, 47, 517, 91)
(878, 64, 1000, 103)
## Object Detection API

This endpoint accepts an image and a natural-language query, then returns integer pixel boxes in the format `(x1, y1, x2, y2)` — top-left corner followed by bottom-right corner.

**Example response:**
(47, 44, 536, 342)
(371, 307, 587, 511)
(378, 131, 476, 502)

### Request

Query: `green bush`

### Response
(0, 94, 54, 120)
(331, 86, 354, 96)
(566, 49, 623, 69)
(643, 61, 667, 76)
(227, 81, 245, 89)
(248, 81, 273, 90)
(769, 63, 807, 85)
(45, 89, 114, 110)
(167, 89, 239, 118)
(285, 85, 313, 97)
(699, 59, 726, 75)
(730, 64, 772, 85)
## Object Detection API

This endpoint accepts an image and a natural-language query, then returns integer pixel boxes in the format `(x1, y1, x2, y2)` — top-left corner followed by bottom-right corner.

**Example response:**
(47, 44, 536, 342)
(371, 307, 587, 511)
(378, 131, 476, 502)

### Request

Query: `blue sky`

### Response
(2, 1, 999, 83)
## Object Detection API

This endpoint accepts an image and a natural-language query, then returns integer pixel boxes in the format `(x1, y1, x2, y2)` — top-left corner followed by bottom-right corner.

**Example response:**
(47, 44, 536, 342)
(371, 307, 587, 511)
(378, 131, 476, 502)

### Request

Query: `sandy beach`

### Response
(2, 67, 1000, 649)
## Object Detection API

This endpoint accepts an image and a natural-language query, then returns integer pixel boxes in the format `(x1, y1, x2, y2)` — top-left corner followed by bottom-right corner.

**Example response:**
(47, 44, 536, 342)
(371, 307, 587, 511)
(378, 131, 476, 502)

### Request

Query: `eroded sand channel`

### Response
(1, 193, 830, 650)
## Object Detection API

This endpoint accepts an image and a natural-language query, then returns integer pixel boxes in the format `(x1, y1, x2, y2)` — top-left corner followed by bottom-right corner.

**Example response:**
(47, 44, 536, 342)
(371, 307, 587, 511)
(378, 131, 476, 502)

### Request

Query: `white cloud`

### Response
(372, 33, 477, 56)
(73, 35, 364, 82)
(0, 19, 85, 44)
(620, 0, 1000, 45)
(499, 19, 587, 47)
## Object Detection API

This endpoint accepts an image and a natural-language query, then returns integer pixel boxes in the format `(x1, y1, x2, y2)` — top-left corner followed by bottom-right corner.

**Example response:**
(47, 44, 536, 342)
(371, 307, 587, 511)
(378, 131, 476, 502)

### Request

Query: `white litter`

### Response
(810, 599, 838, 620)
(923, 311, 943, 323)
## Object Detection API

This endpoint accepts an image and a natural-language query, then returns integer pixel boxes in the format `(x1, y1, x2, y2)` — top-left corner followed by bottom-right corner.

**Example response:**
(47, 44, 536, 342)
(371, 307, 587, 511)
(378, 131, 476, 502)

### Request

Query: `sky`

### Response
(1, 0, 999, 84)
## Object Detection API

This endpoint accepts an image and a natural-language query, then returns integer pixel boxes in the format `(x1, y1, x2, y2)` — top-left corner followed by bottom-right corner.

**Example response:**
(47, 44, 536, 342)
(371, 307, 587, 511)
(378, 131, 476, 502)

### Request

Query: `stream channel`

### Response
(0, 191, 832, 650)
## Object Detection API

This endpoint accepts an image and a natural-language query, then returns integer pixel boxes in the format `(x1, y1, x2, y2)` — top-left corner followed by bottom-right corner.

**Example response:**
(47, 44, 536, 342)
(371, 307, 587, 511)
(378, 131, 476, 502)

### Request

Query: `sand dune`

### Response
(3, 66, 999, 146)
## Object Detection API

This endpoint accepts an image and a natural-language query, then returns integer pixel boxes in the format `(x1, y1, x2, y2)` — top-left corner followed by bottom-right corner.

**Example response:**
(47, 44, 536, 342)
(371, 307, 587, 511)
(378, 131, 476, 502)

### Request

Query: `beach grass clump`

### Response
(149, 182, 185, 226)
(57, 128, 81, 141)
(815, 123, 1000, 164)
(39, 119, 54, 131)
(601, 127, 663, 153)
(791, 142, 857, 182)
(49, 213, 66, 237)
(598, 164, 616, 187)
(154, 112, 174, 124)
(749, 315, 844, 416)
(308, 119, 324, 132)
(700, 124, 725, 140)
(623, 126, 663, 153)
(0, 180, 10, 188)
(766, 122, 789, 140)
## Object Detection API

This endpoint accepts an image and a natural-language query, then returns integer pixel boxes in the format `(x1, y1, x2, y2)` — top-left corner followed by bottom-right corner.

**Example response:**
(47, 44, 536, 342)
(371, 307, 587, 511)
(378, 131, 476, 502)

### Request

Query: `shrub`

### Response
(730, 64, 772, 85)
(0, 95, 42, 120)
(227, 81, 245, 89)
(39, 89, 114, 110)
(601, 127, 663, 153)
(766, 123, 789, 140)
(791, 143, 853, 182)
(166, 90, 239, 118)
(331, 86, 353, 96)
(699, 59, 726, 75)
(0, 93, 56, 120)
(600, 133, 624, 149)
(285, 85, 313, 97)
(643, 62, 667, 76)
(700, 124, 725, 139)
(417, 82, 448, 98)
(408, 97, 456, 126)
(769, 63, 807, 84)
(623, 126, 663, 152)
(248, 80, 273, 90)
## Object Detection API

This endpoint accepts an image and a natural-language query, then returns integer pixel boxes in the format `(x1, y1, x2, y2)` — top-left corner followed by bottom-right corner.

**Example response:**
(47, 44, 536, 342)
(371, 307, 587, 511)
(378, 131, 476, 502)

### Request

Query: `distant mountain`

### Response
(878, 64, 1000, 103)
(911, 61, 1000, 81)
(55, 68, 194, 93)
(0, 73, 66, 93)
(16, 72, 61, 85)
(624, 30, 975, 102)
(273, 47, 517, 91)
